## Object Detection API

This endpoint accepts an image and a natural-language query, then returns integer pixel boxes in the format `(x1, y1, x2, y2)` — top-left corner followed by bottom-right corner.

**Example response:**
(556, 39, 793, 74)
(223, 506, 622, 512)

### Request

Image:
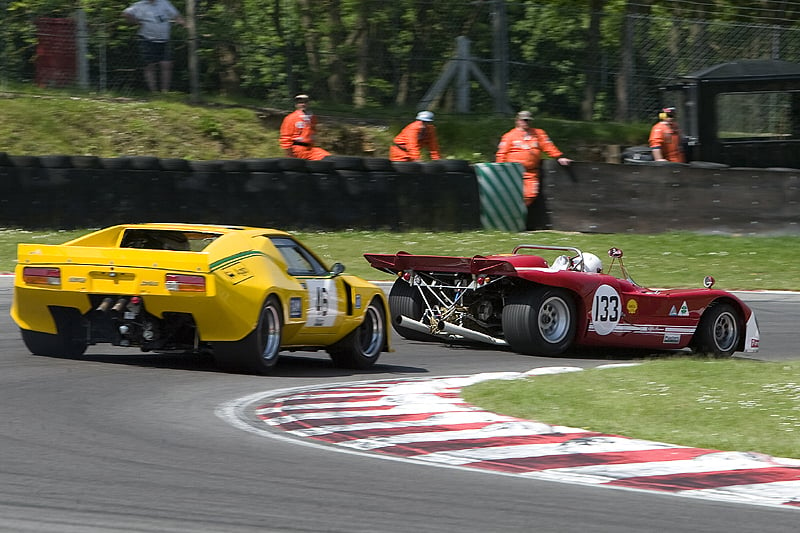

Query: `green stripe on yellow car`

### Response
(210, 250, 267, 272)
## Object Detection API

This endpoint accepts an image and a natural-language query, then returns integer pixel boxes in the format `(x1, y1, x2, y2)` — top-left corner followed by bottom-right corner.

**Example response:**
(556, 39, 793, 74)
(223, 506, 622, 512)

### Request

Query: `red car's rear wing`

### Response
(363, 251, 549, 277)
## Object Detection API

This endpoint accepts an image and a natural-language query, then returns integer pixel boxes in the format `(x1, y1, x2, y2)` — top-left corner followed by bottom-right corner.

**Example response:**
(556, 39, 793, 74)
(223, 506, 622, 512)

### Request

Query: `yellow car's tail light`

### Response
(23, 267, 61, 286)
(165, 274, 206, 292)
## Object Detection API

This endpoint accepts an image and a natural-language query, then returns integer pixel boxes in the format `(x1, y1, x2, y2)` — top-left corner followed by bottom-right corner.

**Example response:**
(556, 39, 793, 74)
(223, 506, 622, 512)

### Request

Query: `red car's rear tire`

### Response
(388, 279, 438, 342)
(502, 287, 576, 356)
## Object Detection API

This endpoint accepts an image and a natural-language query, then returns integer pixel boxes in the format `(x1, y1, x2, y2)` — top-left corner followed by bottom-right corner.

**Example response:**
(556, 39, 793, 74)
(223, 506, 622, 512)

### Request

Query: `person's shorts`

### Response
(138, 38, 172, 64)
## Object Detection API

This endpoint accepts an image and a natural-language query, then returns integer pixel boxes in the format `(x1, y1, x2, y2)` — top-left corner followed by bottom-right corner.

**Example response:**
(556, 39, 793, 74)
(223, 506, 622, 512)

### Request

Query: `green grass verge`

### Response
(0, 95, 280, 161)
(298, 230, 797, 290)
(461, 358, 800, 459)
(2, 229, 800, 291)
(0, 92, 649, 163)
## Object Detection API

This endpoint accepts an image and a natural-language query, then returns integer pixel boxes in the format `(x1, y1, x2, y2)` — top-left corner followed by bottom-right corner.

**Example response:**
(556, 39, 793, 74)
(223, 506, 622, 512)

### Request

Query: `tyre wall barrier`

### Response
(0, 154, 481, 231)
(2, 153, 796, 234)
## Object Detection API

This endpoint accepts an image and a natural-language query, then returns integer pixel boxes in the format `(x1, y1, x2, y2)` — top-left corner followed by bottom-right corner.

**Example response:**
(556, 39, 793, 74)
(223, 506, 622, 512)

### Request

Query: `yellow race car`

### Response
(11, 223, 390, 374)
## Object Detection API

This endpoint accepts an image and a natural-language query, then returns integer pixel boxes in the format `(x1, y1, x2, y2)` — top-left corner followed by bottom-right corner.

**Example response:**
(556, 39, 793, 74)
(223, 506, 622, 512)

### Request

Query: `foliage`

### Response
(4, 1, 799, 120)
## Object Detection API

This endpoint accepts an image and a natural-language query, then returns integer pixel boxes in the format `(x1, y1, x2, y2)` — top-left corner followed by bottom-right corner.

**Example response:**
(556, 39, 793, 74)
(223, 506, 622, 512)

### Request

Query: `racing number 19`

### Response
(315, 286, 329, 316)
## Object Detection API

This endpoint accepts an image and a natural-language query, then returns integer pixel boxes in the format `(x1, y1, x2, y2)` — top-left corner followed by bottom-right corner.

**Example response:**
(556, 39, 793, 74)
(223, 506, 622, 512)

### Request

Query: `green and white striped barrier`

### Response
(474, 162, 526, 232)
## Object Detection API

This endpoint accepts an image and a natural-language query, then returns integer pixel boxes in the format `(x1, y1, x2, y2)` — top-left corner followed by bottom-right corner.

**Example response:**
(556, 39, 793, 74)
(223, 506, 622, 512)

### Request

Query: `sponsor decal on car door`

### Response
(304, 278, 340, 327)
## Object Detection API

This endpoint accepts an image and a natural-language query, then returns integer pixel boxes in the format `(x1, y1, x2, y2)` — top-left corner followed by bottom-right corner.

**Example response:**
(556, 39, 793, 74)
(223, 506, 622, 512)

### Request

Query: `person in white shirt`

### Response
(122, 0, 185, 93)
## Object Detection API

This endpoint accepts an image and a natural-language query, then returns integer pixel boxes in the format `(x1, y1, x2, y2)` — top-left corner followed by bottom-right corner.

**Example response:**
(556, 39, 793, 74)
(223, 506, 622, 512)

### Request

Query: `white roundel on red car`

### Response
(591, 284, 621, 336)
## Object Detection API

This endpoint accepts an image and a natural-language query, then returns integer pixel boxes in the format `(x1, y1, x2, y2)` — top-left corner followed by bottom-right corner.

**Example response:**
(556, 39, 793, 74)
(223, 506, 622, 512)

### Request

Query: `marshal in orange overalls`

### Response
(279, 96, 331, 161)
(649, 112, 685, 163)
(389, 118, 440, 162)
(495, 124, 565, 205)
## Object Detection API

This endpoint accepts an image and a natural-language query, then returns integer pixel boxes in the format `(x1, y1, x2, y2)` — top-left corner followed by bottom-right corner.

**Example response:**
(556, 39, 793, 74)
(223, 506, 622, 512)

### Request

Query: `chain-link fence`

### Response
(0, 5, 191, 95)
(2, 2, 799, 121)
(624, 14, 800, 121)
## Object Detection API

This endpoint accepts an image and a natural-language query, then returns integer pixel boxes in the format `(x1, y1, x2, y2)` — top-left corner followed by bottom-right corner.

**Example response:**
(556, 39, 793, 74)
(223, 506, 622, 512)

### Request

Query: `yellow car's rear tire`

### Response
(328, 297, 386, 369)
(20, 308, 87, 358)
(213, 296, 282, 375)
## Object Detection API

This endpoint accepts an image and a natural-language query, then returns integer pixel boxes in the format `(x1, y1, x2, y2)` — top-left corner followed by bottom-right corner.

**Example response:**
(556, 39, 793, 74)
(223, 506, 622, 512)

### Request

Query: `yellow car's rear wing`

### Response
(17, 243, 210, 273)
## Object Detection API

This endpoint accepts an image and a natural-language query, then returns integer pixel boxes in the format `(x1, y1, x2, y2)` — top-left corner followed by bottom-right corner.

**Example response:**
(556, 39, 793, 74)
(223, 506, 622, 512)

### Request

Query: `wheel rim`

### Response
(260, 304, 281, 362)
(358, 305, 384, 358)
(713, 311, 738, 352)
(538, 296, 570, 344)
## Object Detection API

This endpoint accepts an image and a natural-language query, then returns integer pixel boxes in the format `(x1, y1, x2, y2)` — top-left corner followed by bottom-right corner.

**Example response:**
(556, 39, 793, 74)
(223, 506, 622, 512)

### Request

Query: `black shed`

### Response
(661, 59, 800, 168)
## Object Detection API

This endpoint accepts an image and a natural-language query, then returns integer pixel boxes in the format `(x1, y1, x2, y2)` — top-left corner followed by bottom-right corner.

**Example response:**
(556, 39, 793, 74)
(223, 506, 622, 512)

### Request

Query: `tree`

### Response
(581, 0, 604, 120)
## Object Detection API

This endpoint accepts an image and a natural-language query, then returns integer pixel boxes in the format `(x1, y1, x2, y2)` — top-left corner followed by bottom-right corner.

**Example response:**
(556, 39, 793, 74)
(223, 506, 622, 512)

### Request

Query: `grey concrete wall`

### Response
(540, 160, 800, 235)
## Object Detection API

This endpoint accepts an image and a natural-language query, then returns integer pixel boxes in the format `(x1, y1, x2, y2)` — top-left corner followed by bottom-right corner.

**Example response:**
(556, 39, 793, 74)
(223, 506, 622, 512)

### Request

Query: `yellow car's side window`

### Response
(269, 237, 327, 277)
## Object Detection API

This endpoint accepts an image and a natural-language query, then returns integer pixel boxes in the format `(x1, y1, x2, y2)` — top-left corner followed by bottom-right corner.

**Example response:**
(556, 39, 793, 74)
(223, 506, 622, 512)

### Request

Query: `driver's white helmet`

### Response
(581, 252, 603, 273)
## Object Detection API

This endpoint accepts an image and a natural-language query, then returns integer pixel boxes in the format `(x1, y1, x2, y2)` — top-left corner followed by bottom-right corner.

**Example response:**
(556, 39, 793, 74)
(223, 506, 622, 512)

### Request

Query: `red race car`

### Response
(364, 245, 759, 357)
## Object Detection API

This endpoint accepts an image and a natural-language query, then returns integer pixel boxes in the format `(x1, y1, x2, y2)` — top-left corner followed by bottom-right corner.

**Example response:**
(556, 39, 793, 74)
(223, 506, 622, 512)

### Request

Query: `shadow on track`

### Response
(28, 347, 429, 378)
